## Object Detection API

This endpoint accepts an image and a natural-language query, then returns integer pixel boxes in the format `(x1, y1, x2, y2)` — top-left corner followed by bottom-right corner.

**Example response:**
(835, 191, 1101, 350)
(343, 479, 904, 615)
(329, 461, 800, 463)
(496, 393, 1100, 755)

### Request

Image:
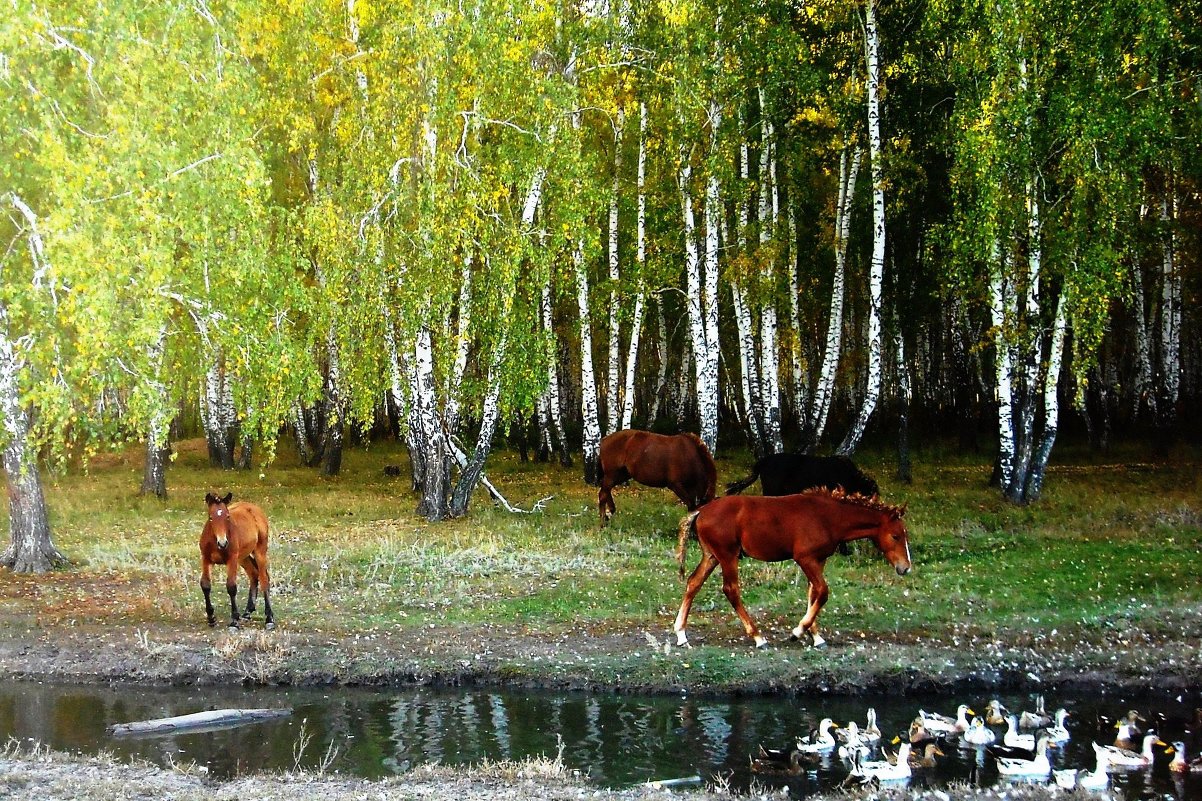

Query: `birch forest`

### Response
(2, 0, 1200, 571)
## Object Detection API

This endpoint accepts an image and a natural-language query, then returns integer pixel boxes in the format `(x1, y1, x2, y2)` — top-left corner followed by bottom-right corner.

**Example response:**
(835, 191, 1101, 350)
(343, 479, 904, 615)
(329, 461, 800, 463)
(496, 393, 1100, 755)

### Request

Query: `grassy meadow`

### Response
(4, 434, 1201, 691)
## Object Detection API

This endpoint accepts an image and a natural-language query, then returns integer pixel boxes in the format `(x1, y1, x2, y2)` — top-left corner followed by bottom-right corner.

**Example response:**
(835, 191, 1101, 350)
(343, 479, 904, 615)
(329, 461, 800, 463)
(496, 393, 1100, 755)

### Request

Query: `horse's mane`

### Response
(680, 433, 718, 501)
(800, 486, 905, 518)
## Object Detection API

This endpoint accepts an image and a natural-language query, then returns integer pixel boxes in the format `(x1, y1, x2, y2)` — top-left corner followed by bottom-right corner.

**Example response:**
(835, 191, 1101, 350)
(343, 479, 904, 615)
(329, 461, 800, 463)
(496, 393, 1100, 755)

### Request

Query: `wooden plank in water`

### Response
(107, 707, 292, 736)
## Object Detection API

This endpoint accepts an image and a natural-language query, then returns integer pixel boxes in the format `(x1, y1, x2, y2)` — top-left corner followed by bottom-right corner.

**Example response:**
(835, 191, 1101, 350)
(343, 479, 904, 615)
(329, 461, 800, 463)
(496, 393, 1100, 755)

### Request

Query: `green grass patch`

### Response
(3, 436, 1201, 663)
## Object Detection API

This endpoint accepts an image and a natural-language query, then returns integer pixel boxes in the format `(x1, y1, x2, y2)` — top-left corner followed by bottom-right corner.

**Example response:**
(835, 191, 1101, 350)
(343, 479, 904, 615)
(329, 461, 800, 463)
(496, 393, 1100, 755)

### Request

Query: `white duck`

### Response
(1003, 715, 1035, 749)
(962, 716, 997, 748)
(918, 705, 974, 737)
(1053, 742, 1110, 790)
(796, 718, 839, 754)
(996, 735, 1052, 778)
(1100, 731, 1163, 770)
(1045, 708, 1071, 744)
(850, 743, 912, 782)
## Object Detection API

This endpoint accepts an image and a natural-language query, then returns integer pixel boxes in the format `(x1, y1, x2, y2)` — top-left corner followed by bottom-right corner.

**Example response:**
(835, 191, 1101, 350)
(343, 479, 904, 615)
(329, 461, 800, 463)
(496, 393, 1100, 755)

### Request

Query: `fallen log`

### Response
(107, 707, 292, 737)
(644, 775, 702, 789)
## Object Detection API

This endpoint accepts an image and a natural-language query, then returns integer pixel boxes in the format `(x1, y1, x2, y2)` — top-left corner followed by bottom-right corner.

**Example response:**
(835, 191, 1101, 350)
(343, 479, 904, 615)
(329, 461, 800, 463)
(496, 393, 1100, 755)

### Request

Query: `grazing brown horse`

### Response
(200, 492, 275, 630)
(673, 488, 910, 649)
(598, 429, 717, 524)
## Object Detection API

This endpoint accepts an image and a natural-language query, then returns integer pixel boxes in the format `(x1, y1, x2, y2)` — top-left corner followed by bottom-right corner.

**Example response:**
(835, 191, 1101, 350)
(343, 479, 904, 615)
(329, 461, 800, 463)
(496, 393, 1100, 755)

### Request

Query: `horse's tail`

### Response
(676, 511, 700, 579)
(725, 459, 761, 496)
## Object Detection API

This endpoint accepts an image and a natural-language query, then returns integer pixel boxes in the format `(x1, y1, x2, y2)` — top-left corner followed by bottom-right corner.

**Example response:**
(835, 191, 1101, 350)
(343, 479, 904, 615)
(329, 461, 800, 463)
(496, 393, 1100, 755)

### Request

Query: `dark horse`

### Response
(598, 429, 717, 524)
(674, 488, 910, 648)
(200, 492, 275, 630)
(725, 452, 880, 498)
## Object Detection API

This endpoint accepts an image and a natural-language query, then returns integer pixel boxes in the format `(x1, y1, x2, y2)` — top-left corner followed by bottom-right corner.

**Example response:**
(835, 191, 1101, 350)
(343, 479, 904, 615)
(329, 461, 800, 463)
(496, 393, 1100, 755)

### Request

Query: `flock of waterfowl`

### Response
(750, 696, 1202, 791)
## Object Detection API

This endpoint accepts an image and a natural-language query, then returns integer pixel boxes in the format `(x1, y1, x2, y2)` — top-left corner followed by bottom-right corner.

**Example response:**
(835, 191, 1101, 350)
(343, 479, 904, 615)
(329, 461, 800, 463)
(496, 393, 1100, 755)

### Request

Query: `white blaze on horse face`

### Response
(213, 507, 230, 548)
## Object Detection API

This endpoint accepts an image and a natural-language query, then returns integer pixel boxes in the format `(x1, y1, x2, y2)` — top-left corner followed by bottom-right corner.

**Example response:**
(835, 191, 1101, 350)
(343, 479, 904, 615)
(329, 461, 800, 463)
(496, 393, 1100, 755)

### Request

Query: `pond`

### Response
(2, 681, 1198, 798)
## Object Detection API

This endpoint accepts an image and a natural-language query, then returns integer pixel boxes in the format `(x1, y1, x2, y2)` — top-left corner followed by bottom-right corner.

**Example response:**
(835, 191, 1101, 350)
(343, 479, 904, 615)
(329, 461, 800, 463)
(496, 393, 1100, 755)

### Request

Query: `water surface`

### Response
(2, 682, 1198, 798)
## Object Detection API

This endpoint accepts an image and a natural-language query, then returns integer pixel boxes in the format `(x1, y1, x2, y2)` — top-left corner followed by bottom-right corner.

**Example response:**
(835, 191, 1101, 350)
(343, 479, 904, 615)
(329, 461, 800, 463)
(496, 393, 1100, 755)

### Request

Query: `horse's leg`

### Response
(257, 541, 275, 630)
(717, 557, 768, 649)
(240, 557, 258, 618)
(672, 552, 718, 647)
(789, 558, 830, 648)
(201, 558, 217, 628)
(597, 467, 624, 525)
(225, 557, 241, 629)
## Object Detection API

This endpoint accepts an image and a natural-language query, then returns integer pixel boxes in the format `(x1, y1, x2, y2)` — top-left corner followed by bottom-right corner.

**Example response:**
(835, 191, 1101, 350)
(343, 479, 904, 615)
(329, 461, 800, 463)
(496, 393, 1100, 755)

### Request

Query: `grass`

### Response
(2, 435, 1201, 691)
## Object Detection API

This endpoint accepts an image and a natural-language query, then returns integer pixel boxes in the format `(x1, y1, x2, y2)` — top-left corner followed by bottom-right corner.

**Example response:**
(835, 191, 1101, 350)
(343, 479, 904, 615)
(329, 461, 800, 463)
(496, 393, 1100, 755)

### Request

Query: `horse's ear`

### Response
(205, 493, 216, 506)
(897, 503, 908, 519)
(221, 492, 233, 505)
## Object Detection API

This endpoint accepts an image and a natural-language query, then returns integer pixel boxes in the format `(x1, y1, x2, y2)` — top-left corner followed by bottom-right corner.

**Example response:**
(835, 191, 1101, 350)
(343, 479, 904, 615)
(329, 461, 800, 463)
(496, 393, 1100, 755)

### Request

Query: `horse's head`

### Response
(205, 492, 235, 548)
(877, 504, 912, 576)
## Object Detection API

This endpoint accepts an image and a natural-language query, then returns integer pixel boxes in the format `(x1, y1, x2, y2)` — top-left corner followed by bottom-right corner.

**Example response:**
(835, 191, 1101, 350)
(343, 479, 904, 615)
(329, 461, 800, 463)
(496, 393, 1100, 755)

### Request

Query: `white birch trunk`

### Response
(990, 242, 1017, 492)
(140, 324, 171, 498)
(757, 88, 782, 452)
(837, 0, 886, 457)
(648, 295, 669, 426)
(1025, 289, 1068, 501)
(809, 144, 860, 447)
(1131, 258, 1156, 419)
(787, 200, 807, 423)
(619, 103, 647, 432)
(413, 321, 448, 520)
(1159, 191, 1182, 421)
(700, 104, 722, 452)
(541, 281, 571, 466)
(450, 329, 508, 516)
(576, 240, 602, 484)
(0, 196, 62, 573)
(442, 254, 474, 437)
(735, 123, 766, 453)
(606, 106, 625, 436)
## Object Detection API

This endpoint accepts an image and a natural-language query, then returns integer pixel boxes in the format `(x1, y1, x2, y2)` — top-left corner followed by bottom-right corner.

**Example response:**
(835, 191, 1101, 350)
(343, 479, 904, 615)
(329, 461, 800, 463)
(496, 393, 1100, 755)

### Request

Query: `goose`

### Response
(850, 743, 912, 782)
(1003, 715, 1035, 750)
(984, 699, 1008, 726)
(1100, 731, 1164, 770)
(995, 735, 1052, 778)
(796, 718, 839, 754)
(1018, 694, 1051, 729)
(962, 716, 997, 748)
(1045, 708, 1071, 744)
(918, 705, 974, 737)
(1112, 711, 1146, 748)
(1053, 742, 1110, 790)
(908, 717, 931, 744)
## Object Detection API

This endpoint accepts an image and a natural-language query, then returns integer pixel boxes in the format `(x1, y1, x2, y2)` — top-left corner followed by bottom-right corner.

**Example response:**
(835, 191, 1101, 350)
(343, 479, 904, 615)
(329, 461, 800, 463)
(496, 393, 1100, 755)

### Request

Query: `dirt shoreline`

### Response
(1, 620, 1197, 699)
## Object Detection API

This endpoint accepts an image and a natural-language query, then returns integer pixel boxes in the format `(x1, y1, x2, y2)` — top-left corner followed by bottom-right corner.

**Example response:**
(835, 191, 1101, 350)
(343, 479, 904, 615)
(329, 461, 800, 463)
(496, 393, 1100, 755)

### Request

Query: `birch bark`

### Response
(0, 196, 63, 573)
(1024, 290, 1068, 501)
(757, 88, 782, 453)
(837, 0, 886, 456)
(576, 239, 602, 484)
(808, 144, 860, 448)
(699, 102, 722, 453)
(605, 106, 625, 435)
(619, 103, 647, 432)
(1157, 189, 1182, 445)
(140, 324, 172, 498)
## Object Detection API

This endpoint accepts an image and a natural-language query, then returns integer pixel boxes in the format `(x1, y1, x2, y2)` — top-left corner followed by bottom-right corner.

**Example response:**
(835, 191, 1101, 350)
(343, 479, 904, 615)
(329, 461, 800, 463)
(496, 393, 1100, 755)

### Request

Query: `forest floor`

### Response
(0, 437, 1200, 798)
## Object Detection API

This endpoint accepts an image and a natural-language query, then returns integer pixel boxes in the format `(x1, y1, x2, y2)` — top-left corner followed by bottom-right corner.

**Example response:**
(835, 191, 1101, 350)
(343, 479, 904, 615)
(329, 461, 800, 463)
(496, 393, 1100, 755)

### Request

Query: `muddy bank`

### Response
(0, 618, 1197, 700)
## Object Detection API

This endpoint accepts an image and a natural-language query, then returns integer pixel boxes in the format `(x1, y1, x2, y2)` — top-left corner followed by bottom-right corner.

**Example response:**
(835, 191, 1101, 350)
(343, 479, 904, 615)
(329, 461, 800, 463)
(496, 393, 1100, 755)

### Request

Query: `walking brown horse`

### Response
(598, 429, 717, 524)
(673, 488, 910, 648)
(200, 492, 275, 630)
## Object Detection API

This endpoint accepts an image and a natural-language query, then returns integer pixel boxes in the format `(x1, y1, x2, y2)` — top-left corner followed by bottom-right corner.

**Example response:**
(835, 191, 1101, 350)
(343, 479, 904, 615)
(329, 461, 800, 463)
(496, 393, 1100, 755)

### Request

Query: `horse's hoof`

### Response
(265, 621, 276, 631)
(788, 633, 800, 642)
(811, 635, 828, 649)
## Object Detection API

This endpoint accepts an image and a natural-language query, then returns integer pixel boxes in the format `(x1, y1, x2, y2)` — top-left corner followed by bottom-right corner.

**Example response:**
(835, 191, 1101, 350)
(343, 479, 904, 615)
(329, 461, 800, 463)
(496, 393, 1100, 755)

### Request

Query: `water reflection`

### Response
(1, 682, 1199, 799)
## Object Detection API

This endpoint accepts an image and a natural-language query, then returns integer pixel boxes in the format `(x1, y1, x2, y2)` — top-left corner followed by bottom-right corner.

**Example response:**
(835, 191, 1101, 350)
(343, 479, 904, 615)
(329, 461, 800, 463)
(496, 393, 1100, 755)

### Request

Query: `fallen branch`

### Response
(107, 707, 291, 737)
(644, 775, 702, 789)
(447, 435, 553, 514)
